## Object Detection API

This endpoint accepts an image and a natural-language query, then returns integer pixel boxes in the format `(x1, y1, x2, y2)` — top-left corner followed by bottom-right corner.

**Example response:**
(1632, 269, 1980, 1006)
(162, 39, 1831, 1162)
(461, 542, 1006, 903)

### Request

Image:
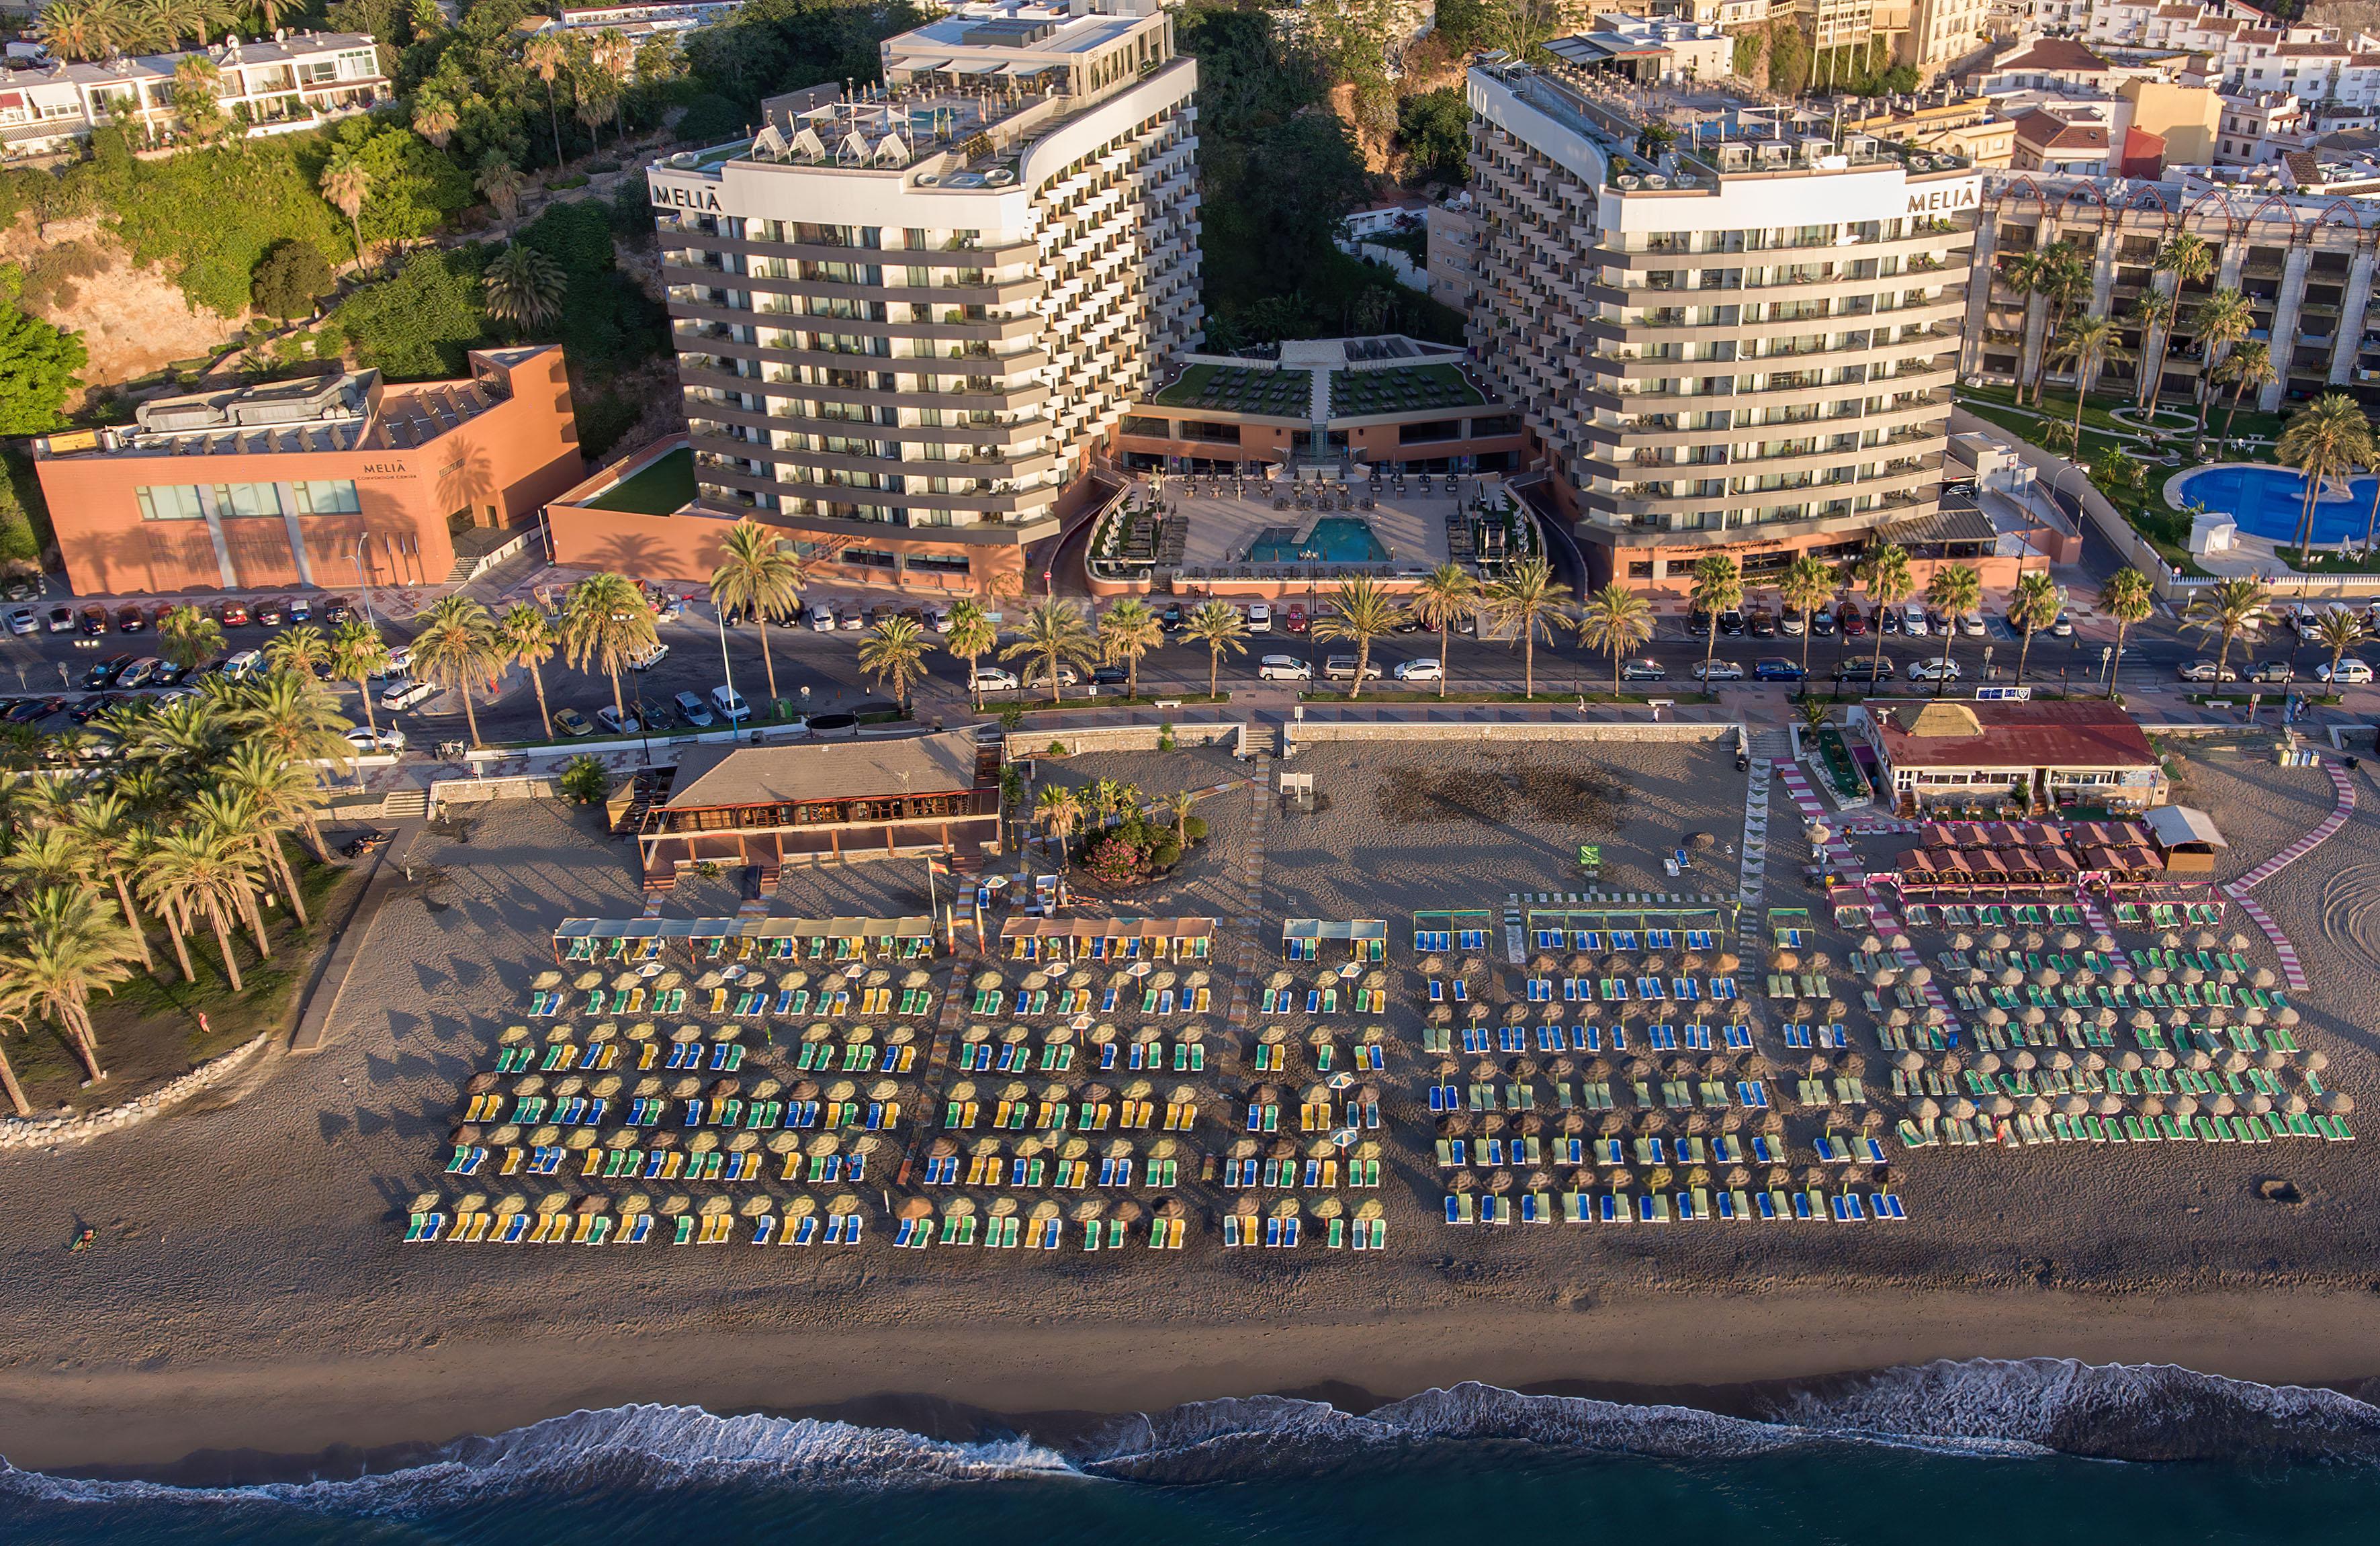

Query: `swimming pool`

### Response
(2172, 463, 2380, 547)
(1248, 516, 1391, 565)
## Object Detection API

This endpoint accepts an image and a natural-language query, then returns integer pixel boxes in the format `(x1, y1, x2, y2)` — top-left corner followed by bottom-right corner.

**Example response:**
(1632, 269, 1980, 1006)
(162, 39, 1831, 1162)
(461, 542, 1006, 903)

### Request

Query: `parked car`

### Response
(710, 685, 752, 721)
(344, 725, 406, 754)
(1959, 612, 1986, 637)
(1393, 658, 1442, 682)
(116, 657, 161, 690)
(836, 606, 864, 631)
(1246, 602, 1273, 633)
(1837, 602, 1866, 637)
(1618, 659, 1667, 681)
(924, 604, 953, 634)
(1284, 604, 1308, 635)
(1323, 655, 1383, 682)
(554, 707, 594, 736)
(4, 697, 59, 724)
(1717, 609, 1745, 637)
(971, 666, 1021, 693)
(1753, 658, 1805, 682)
(596, 705, 641, 735)
(1159, 603, 1184, 631)
(1090, 666, 1129, 687)
(1779, 606, 1806, 637)
(1747, 609, 1777, 639)
(3, 605, 34, 635)
(1691, 659, 1745, 682)
(2248, 662, 2295, 684)
(380, 678, 437, 710)
(640, 703, 674, 733)
(322, 596, 353, 625)
(2050, 612, 2074, 637)
(151, 660, 189, 687)
(217, 599, 251, 627)
(1256, 654, 1311, 681)
(1809, 608, 1837, 637)
(1907, 657, 1962, 682)
(673, 690, 716, 726)
(2318, 657, 2373, 685)
(1878, 606, 1902, 635)
(0, 574, 32, 602)
(1833, 660, 1892, 682)
(83, 655, 131, 690)
(2176, 660, 2238, 683)
(69, 692, 119, 723)
(1024, 665, 1082, 690)
(807, 603, 837, 632)
(627, 641, 670, 672)
(114, 604, 146, 633)
(1902, 604, 1929, 637)
(220, 649, 264, 680)
(79, 604, 108, 636)
(255, 598, 286, 626)
(45, 604, 74, 632)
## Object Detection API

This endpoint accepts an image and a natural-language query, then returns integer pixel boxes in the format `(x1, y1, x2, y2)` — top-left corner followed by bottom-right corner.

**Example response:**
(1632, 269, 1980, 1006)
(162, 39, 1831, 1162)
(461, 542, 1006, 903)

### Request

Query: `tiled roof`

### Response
(1869, 699, 2158, 770)
(1995, 37, 2115, 72)
(663, 729, 986, 809)
(2013, 109, 2111, 150)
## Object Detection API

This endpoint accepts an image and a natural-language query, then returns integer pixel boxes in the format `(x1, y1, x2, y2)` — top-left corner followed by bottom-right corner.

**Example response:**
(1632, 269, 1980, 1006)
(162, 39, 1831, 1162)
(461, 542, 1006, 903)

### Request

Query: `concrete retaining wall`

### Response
(0, 1035, 269, 1149)
(1285, 720, 1738, 749)
(429, 774, 558, 814)
(1007, 721, 1248, 758)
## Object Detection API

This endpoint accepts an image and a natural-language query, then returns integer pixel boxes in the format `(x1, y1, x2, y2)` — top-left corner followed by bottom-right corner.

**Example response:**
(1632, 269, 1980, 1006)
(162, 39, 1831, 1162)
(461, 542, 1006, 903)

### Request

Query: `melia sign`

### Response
(1906, 177, 1980, 219)
(650, 174, 723, 214)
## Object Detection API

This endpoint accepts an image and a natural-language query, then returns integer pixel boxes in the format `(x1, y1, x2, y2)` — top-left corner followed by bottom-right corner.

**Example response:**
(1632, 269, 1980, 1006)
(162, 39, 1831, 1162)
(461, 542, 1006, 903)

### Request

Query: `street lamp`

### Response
(2100, 643, 2114, 694)
(714, 601, 746, 743)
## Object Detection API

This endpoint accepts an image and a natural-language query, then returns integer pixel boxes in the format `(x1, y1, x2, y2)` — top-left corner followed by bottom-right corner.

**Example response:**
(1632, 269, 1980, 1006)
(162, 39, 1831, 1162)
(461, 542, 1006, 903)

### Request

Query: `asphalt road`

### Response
(0, 587, 2338, 748)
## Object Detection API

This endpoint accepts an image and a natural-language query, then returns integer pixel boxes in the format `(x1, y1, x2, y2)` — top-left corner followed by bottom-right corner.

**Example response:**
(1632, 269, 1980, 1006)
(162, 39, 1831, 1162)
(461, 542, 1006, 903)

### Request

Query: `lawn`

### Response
(1959, 381, 2285, 445)
(584, 446, 696, 516)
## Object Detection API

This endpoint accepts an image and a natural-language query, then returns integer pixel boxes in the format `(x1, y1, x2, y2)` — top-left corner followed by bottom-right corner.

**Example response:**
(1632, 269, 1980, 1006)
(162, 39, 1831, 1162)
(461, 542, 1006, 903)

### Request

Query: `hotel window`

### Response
(134, 484, 207, 521)
(292, 480, 362, 515)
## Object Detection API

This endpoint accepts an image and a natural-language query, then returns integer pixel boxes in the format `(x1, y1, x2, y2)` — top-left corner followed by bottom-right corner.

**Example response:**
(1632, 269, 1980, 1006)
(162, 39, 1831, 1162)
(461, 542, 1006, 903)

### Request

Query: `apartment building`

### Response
(1902, 0, 1994, 82)
(1465, 55, 1976, 592)
(32, 347, 582, 597)
(0, 32, 387, 159)
(648, 0, 1201, 598)
(1962, 174, 2380, 410)
(2213, 88, 2311, 163)
(1847, 95, 2017, 165)
(1652, 0, 1773, 28)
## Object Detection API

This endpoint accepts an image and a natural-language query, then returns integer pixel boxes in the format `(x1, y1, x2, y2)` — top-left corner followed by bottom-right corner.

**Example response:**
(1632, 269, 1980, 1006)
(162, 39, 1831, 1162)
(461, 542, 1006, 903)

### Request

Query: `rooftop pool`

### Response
(2172, 463, 2379, 547)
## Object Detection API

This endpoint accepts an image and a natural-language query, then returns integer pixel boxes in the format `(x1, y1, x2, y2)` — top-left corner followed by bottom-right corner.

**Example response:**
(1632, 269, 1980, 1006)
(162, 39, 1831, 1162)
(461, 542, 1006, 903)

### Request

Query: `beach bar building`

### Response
(635, 728, 1002, 889)
(1281, 919, 1388, 961)
(998, 916, 1218, 963)
(1848, 698, 2166, 817)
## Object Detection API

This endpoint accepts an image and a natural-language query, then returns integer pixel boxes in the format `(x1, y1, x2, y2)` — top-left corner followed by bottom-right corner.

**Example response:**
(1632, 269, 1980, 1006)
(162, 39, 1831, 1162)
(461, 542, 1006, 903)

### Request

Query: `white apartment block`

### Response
(2213, 88, 2310, 164)
(1465, 56, 1976, 591)
(648, 0, 1201, 596)
(1904, 0, 1995, 81)
(2054, 0, 2380, 113)
(0, 32, 386, 160)
(1652, 0, 1774, 30)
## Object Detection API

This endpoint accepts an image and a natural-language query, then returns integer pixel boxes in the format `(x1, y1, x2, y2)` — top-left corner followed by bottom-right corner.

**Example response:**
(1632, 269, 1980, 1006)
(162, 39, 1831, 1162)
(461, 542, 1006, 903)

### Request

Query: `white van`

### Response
(1246, 602, 1272, 633)
(380, 678, 437, 711)
(711, 684, 752, 721)
(627, 641, 670, 672)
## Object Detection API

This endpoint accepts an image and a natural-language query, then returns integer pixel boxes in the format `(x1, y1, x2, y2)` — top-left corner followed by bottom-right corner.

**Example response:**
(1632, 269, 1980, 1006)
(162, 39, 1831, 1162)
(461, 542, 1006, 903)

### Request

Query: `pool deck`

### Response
(2164, 461, 2369, 581)
(1171, 491, 1455, 572)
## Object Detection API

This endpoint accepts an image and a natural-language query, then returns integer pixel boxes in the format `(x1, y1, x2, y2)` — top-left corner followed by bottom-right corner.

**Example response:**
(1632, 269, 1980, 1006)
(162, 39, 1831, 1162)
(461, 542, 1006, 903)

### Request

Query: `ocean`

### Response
(6, 1361, 2380, 1545)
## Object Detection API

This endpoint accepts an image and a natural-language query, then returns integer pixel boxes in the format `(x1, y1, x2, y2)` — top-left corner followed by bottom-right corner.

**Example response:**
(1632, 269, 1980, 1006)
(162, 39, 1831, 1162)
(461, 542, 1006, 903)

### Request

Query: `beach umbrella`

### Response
(1987, 931, 2011, 951)
(2092, 933, 2116, 952)
(2058, 930, 2082, 950)
(1998, 966, 2025, 987)
(2228, 932, 2254, 953)
(2307, 1050, 2330, 1073)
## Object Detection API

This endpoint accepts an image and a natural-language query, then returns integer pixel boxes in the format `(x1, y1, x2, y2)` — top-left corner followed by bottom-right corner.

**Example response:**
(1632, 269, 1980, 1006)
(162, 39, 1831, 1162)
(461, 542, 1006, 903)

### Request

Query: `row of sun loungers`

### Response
(1422, 1024, 1752, 1055)
(408, 1207, 871, 1246)
(1899, 1110, 2353, 1148)
(1444, 1187, 1909, 1224)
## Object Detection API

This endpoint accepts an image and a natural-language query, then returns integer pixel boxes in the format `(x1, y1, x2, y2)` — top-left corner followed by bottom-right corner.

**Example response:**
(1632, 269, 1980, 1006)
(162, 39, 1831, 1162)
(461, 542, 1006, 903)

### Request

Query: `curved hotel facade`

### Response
(649, 0, 1202, 596)
(1464, 56, 1979, 590)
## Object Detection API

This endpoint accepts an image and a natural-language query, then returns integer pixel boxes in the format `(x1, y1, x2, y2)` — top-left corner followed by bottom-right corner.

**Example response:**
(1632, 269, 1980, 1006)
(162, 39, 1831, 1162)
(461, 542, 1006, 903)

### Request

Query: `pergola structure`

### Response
(554, 915, 938, 963)
(1281, 919, 1388, 961)
(998, 916, 1219, 962)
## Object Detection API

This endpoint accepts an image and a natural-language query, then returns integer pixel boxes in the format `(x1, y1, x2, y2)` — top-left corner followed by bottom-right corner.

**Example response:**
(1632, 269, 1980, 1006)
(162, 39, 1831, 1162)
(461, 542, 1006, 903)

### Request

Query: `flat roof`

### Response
(663, 729, 985, 809)
(1867, 699, 2160, 770)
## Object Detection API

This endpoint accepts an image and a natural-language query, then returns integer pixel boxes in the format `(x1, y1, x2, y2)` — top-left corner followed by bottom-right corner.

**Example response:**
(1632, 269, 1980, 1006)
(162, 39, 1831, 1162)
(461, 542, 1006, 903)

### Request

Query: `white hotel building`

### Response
(1465, 54, 1978, 592)
(646, 0, 1201, 596)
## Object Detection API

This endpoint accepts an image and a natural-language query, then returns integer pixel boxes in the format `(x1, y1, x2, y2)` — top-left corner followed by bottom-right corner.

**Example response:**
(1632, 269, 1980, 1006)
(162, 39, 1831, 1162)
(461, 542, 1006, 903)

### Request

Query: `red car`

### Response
(1837, 602, 1867, 637)
(1284, 604, 1308, 635)
(217, 599, 251, 627)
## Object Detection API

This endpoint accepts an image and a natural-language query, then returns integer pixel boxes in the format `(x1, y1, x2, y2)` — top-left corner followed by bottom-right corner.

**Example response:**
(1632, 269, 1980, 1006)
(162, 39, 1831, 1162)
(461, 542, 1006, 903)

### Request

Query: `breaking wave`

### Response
(6, 1359, 2379, 1512)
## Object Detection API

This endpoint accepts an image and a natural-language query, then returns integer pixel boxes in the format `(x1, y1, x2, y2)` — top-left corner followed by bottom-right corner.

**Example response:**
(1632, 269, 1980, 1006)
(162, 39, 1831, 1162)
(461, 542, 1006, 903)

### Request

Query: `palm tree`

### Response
(858, 615, 929, 711)
(2213, 341, 2277, 447)
(329, 619, 393, 743)
(1779, 553, 1835, 681)
(2123, 289, 2174, 414)
(36, 0, 105, 62)
(523, 33, 571, 167)
(1001, 598, 1097, 707)
(1, 825, 87, 895)
(1313, 577, 1399, 700)
(2314, 607, 2368, 688)
(1575, 583, 1653, 697)
(482, 243, 567, 337)
(2277, 393, 2375, 560)
(1853, 543, 1913, 687)
(708, 521, 805, 704)
(156, 603, 224, 673)
(1483, 556, 1562, 698)
(2138, 230, 2213, 410)
(477, 158, 526, 223)
(264, 623, 331, 680)
(412, 92, 459, 150)
(128, 695, 229, 786)
(1165, 787, 1196, 844)
(142, 828, 253, 991)
(2050, 314, 2125, 450)
(1, 885, 138, 1083)
(593, 27, 635, 136)
(218, 741, 322, 925)
(2098, 567, 2152, 700)
(2021, 244, 2092, 406)
(68, 793, 152, 972)
(320, 150, 372, 267)
(560, 571, 657, 718)
(1925, 563, 1980, 696)
(1407, 562, 1476, 699)
(1996, 248, 2047, 392)
(944, 599, 997, 711)
(2009, 570, 2061, 685)
(228, 674, 350, 853)
(496, 604, 559, 740)
(1034, 784, 1082, 867)
(1184, 599, 1247, 699)
(1687, 553, 1741, 688)
(410, 594, 501, 748)
(2189, 287, 2255, 436)
(2187, 575, 2269, 682)
(1097, 598, 1163, 700)
(188, 786, 275, 952)
(0, 985, 38, 1117)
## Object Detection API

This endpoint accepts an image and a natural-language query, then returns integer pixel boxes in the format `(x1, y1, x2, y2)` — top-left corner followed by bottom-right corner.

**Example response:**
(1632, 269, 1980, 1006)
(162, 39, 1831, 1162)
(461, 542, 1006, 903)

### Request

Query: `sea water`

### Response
(6, 1361, 2380, 1545)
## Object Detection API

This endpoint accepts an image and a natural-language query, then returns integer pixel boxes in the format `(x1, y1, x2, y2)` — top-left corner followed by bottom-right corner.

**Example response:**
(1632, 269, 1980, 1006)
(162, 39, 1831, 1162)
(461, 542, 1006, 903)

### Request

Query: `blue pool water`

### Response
(2174, 463, 2380, 546)
(1249, 516, 1391, 565)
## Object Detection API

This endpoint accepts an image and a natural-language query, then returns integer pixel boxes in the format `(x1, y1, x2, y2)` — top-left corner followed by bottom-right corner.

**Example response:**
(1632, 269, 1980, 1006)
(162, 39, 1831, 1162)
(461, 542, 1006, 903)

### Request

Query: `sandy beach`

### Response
(4, 735, 2379, 1473)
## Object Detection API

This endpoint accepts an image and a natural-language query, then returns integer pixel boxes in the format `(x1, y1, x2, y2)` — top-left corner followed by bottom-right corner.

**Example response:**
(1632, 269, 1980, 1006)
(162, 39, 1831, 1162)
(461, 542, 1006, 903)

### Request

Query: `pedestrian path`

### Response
(2216, 757, 2354, 991)
(2230, 895, 2305, 989)
(1223, 754, 1271, 1030)
(1735, 758, 1773, 936)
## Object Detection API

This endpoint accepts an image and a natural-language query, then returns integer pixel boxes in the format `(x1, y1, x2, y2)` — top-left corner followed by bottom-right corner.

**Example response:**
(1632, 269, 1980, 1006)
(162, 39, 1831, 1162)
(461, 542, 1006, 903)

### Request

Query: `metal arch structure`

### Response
(2244, 193, 2308, 246)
